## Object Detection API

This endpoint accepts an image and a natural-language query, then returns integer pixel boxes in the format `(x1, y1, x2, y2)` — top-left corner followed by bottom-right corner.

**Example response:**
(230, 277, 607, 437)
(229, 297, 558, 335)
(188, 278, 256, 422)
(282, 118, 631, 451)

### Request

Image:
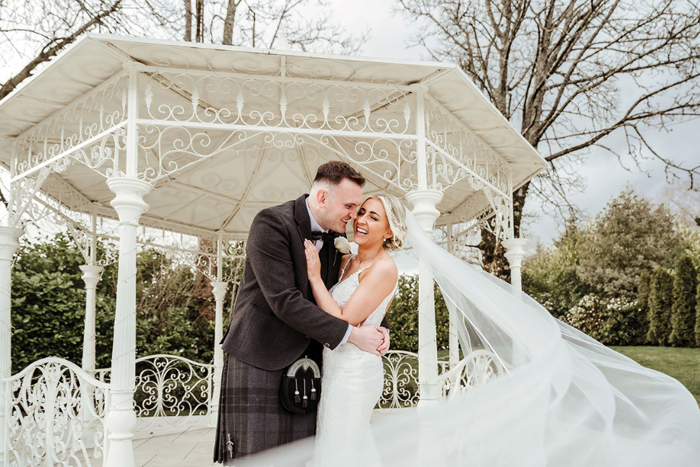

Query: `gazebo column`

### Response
(446, 225, 459, 369)
(407, 190, 444, 405)
(503, 238, 529, 291)
(0, 227, 22, 462)
(81, 265, 104, 375)
(210, 280, 228, 427)
(104, 177, 152, 467)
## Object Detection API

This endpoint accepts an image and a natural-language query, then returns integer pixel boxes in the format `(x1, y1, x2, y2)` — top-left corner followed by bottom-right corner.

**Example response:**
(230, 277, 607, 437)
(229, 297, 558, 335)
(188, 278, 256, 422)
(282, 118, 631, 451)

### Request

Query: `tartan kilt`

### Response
(214, 353, 316, 463)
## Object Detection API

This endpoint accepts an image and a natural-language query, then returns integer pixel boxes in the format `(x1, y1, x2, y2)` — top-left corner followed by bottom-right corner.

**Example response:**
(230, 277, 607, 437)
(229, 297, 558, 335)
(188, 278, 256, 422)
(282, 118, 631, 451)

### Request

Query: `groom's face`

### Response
(319, 179, 363, 234)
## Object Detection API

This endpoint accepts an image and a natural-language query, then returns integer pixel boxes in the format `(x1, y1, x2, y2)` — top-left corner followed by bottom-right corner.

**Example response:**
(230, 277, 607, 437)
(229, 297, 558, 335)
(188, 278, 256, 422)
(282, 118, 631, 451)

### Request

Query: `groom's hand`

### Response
(348, 325, 385, 356)
(377, 327, 390, 356)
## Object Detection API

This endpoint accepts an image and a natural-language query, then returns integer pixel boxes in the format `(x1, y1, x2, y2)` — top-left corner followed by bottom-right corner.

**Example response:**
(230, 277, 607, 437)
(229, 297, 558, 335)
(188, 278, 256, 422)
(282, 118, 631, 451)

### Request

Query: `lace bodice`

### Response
(327, 255, 397, 326)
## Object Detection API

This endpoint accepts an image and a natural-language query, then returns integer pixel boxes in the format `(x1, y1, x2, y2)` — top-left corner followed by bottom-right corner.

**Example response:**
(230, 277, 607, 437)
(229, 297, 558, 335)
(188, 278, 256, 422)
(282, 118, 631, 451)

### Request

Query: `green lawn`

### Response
(611, 346, 700, 405)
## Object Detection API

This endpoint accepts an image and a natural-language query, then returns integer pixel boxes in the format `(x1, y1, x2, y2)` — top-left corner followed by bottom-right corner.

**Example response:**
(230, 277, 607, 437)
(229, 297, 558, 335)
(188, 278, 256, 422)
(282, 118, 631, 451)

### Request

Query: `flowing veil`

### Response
(240, 210, 700, 467)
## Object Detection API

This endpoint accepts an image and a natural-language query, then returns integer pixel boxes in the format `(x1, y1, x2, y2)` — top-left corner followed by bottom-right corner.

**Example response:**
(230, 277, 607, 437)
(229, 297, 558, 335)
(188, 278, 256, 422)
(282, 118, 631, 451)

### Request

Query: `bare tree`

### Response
(399, 0, 700, 278)
(184, 0, 193, 41)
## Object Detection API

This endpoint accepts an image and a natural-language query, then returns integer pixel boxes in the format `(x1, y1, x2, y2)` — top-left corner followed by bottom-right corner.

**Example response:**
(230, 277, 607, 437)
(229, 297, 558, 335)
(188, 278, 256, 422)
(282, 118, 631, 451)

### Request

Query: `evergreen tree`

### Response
(670, 255, 698, 346)
(695, 282, 700, 347)
(637, 271, 651, 344)
(647, 270, 674, 346)
(578, 189, 684, 302)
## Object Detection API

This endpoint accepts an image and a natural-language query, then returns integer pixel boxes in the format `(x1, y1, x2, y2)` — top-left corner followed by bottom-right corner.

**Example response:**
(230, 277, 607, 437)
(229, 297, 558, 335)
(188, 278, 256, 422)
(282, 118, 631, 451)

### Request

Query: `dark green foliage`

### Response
(523, 223, 588, 319)
(11, 233, 117, 372)
(386, 274, 449, 352)
(670, 255, 698, 347)
(637, 272, 651, 344)
(525, 188, 694, 346)
(577, 189, 683, 302)
(695, 282, 700, 347)
(11, 233, 244, 374)
(647, 270, 674, 346)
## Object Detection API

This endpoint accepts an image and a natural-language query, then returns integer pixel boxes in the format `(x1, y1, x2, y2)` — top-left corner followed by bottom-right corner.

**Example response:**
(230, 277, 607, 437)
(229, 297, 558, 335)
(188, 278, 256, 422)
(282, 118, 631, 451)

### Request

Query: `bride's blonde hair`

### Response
(362, 194, 407, 251)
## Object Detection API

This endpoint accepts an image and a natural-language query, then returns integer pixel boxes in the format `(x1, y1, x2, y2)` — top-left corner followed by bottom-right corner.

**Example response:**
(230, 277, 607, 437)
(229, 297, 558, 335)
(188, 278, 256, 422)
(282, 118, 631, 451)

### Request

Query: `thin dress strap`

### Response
(337, 254, 355, 282)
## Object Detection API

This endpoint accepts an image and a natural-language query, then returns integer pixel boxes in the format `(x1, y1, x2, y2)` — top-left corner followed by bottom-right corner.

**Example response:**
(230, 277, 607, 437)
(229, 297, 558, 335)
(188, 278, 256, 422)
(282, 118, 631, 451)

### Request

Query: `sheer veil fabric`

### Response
(239, 210, 700, 467)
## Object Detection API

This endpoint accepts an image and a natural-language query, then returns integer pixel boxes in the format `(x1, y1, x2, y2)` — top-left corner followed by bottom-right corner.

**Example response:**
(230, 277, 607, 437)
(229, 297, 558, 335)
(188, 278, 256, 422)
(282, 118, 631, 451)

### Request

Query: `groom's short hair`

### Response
(313, 161, 366, 187)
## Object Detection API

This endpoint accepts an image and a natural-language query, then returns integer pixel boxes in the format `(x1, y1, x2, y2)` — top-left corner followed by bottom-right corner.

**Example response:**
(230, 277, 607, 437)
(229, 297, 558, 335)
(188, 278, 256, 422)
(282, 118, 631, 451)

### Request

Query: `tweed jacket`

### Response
(222, 195, 350, 371)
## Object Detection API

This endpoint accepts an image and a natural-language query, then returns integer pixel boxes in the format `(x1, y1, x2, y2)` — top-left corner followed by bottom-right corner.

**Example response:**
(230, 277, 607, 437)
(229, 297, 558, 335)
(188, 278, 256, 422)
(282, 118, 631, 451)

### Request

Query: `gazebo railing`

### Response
(439, 349, 505, 399)
(95, 354, 213, 437)
(1, 349, 504, 465)
(3, 357, 110, 467)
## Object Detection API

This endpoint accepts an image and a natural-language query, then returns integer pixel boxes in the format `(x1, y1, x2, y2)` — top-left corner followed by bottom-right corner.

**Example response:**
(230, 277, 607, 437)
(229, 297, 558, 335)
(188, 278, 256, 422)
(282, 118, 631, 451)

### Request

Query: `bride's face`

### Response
(353, 198, 393, 248)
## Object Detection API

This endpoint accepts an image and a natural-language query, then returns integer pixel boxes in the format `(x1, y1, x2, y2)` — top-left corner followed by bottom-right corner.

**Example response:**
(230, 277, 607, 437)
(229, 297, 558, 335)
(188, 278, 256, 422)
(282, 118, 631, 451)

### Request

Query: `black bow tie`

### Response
(311, 231, 333, 242)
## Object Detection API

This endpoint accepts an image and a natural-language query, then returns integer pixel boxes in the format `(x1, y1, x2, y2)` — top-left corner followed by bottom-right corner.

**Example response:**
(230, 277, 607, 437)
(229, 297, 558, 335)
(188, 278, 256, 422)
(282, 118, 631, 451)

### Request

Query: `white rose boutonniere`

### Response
(334, 237, 352, 254)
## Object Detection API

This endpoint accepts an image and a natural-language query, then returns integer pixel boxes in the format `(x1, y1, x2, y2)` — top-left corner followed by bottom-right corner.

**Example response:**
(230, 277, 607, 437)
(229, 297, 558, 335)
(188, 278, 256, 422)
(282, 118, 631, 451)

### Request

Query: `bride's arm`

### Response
(305, 240, 397, 326)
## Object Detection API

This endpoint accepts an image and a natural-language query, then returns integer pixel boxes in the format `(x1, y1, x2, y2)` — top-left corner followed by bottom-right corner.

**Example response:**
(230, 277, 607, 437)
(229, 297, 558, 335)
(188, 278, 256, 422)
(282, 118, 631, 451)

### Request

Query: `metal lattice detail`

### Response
(143, 70, 414, 134)
(439, 349, 505, 399)
(424, 97, 510, 194)
(14, 74, 128, 180)
(4, 358, 110, 467)
(96, 355, 212, 436)
(378, 351, 420, 409)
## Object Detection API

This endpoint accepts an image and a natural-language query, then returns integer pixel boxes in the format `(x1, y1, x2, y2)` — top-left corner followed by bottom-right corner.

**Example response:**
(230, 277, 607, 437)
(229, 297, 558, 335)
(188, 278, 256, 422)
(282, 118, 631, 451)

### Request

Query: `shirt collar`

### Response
(305, 197, 326, 233)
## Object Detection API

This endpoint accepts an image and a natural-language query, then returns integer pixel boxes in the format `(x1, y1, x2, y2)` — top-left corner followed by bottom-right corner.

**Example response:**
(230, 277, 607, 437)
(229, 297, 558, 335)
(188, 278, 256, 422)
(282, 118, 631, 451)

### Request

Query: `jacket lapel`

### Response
(294, 195, 312, 243)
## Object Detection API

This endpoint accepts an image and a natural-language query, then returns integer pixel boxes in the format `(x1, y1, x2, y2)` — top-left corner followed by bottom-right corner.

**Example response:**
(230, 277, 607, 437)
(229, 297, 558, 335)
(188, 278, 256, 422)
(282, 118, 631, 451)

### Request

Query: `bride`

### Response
(242, 195, 700, 467)
(303, 194, 406, 466)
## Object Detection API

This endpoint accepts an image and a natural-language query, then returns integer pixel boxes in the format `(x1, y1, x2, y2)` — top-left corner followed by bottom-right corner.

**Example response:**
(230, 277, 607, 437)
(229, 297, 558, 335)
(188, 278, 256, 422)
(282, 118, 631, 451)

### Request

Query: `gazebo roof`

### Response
(0, 34, 546, 239)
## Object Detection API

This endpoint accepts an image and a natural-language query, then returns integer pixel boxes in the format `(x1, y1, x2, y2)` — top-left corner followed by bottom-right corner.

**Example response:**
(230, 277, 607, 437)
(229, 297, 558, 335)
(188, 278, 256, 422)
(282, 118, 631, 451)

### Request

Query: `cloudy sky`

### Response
(329, 0, 699, 248)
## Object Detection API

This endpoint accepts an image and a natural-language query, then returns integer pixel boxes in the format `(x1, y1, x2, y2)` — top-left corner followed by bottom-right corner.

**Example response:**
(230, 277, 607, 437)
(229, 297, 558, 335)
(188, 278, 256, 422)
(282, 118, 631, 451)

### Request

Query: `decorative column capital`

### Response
(107, 177, 152, 226)
(80, 265, 104, 289)
(211, 281, 228, 302)
(0, 227, 23, 261)
(406, 189, 444, 232)
(502, 238, 529, 267)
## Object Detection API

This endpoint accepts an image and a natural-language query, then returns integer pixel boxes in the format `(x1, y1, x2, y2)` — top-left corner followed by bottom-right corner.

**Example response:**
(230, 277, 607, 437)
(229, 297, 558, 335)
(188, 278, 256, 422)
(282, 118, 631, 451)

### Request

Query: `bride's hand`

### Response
(304, 240, 322, 282)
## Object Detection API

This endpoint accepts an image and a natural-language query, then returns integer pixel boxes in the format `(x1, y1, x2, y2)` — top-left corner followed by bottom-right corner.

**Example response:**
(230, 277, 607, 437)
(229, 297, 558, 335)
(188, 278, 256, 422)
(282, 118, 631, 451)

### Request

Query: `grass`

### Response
(611, 346, 700, 405)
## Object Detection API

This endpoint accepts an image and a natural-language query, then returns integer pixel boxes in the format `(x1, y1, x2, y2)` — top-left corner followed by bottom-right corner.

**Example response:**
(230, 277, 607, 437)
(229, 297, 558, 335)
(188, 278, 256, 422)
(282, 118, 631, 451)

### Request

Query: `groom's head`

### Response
(309, 161, 365, 234)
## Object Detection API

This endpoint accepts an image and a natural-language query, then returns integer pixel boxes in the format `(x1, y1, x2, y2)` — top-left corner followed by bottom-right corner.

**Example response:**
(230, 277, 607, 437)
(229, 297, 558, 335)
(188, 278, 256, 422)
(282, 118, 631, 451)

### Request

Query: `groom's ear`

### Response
(316, 188, 328, 208)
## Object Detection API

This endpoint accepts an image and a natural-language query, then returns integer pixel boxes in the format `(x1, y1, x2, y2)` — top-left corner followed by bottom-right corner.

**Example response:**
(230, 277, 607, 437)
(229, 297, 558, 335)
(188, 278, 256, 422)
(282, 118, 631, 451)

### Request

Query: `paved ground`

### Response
(93, 409, 409, 466)
(134, 427, 217, 467)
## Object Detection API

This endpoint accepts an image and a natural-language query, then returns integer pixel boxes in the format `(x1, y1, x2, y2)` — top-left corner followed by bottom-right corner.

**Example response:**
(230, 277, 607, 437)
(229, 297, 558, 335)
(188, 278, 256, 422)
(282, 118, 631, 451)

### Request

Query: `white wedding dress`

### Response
(239, 211, 700, 467)
(313, 258, 397, 467)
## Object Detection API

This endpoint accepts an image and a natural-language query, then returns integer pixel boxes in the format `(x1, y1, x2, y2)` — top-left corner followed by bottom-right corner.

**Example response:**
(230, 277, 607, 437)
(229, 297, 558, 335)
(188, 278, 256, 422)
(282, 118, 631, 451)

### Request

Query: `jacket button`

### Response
(324, 343, 330, 349)
(304, 335, 310, 339)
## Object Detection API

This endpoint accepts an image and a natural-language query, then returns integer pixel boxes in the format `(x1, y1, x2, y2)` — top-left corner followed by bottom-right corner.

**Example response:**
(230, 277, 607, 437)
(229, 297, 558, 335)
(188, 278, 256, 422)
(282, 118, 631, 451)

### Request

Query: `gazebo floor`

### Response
(135, 427, 217, 467)
(83, 409, 409, 466)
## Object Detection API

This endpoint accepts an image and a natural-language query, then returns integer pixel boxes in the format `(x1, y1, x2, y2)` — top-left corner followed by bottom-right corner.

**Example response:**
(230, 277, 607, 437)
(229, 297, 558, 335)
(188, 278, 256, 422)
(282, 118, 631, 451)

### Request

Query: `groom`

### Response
(214, 161, 390, 463)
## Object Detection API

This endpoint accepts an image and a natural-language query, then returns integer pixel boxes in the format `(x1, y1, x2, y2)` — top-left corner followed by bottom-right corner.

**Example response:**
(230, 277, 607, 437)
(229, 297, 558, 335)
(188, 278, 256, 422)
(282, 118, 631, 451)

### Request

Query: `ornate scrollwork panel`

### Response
(143, 70, 414, 136)
(439, 349, 505, 400)
(13, 74, 128, 179)
(4, 358, 109, 466)
(424, 97, 510, 194)
(96, 354, 212, 436)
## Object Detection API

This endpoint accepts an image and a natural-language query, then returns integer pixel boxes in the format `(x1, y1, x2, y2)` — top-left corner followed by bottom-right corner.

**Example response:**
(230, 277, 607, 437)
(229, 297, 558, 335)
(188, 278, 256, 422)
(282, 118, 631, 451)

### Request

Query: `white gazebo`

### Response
(0, 34, 545, 466)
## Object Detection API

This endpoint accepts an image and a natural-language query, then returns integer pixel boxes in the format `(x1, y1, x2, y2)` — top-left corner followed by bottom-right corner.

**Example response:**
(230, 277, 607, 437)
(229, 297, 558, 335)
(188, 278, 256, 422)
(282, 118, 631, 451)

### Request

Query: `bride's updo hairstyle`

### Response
(363, 194, 407, 251)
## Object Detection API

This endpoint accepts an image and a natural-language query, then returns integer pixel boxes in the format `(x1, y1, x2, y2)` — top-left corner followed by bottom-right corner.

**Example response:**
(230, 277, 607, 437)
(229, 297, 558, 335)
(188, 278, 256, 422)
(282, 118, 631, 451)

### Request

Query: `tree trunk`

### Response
(478, 181, 530, 282)
(222, 0, 237, 45)
(183, 0, 192, 41)
(195, 0, 204, 43)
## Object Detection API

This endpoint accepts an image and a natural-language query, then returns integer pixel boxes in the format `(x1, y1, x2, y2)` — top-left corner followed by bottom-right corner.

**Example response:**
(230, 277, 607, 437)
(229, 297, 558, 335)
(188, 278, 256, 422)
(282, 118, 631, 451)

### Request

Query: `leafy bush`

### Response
(670, 255, 698, 347)
(647, 270, 674, 346)
(386, 274, 449, 352)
